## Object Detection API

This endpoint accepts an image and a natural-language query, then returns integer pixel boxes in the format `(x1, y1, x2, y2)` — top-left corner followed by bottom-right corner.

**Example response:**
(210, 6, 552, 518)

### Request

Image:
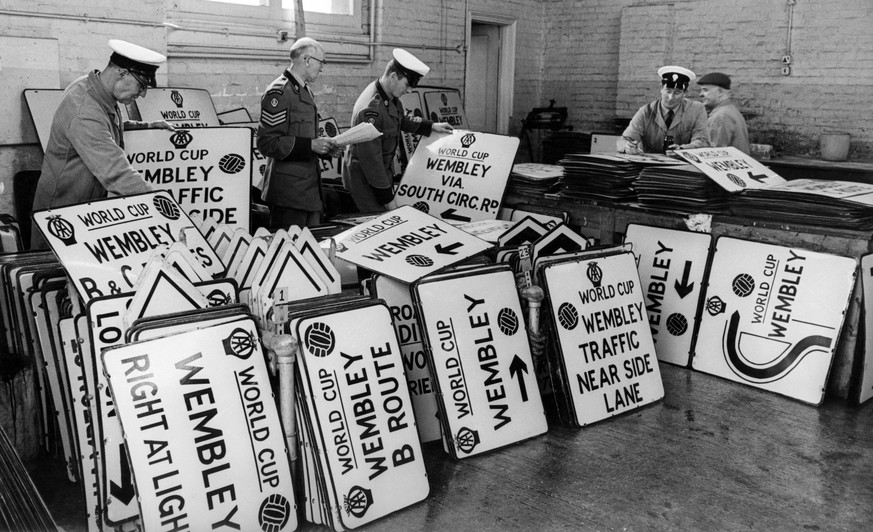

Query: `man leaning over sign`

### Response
(342, 49, 453, 213)
(31, 39, 175, 250)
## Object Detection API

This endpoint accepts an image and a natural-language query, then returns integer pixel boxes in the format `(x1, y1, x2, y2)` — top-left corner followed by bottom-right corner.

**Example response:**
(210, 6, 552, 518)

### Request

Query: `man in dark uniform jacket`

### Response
(342, 49, 453, 213)
(257, 37, 338, 229)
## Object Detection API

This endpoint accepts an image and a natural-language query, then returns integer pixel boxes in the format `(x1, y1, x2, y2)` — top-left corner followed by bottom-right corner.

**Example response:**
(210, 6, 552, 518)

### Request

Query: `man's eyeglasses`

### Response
(126, 70, 148, 92)
(307, 56, 328, 67)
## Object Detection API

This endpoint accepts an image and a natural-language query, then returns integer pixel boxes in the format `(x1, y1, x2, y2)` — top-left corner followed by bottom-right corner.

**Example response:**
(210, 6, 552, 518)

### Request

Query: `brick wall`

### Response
(544, 0, 873, 158)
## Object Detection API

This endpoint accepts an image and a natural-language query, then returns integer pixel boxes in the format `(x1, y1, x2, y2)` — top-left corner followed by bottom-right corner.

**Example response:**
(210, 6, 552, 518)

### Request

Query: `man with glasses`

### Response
(617, 65, 710, 155)
(31, 39, 174, 249)
(257, 37, 339, 230)
(342, 48, 453, 213)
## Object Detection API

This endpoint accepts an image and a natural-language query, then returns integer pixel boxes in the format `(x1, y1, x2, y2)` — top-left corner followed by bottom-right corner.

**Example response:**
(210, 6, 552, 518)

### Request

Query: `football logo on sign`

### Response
(732, 273, 755, 297)
(557, 302, 579, 330)
(219, 153, 246, 174)
(727, 173, 746, 188)
(304, 322, 336, 357)
(406, 254, 434, 268)
(497, 308, 519, 336)
(344, 486, 373, 518)
(666, 313, 688, 336)
(258, 494, 291, 532)
(222, 328, 256, 360)
(153, 195, 181, 220)
(412, 201, 430, 214)
(46, 215, 77, 245)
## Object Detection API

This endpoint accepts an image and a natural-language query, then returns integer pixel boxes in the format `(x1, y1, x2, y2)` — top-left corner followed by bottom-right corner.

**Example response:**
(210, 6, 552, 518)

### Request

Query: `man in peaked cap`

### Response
(31, 39, 174, 249)
(342, 48, 454, 213)
(618, 65, 710, 155)
(697, 72, 751, 155)
(257, 37, 339, 230)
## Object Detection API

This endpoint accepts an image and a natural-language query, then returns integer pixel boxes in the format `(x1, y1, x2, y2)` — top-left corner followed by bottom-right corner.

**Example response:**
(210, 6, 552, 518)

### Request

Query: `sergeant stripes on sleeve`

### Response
(260, 109, 287, 127)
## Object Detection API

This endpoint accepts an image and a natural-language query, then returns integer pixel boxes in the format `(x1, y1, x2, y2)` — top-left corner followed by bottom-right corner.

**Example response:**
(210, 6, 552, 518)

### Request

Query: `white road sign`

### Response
(103, 319, 297, 532)
(675, 146, 786, 192)
(414, 266, 547, 457)
(125, 127, 252, 230)
(33, 191, 224, 302)
(394, 131, 519, 222)
(133, 88, 220, 128)
(543, 251, 664, 426)
(294, 304, 427, 529)
(334, 205, 492, 284)
(693, 237, 857, 405)
(624, 224, 712, 366)
(860, 253, 873, 404)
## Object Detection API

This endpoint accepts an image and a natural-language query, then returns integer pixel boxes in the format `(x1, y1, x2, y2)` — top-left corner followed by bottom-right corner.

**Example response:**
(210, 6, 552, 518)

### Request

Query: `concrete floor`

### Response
(30, 363, 873, 531)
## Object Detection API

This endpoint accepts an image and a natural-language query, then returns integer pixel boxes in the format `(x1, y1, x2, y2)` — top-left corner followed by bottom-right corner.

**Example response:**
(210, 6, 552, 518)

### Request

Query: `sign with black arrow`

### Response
(412, 264, 547, 458)
(334, 206, 492, 284)
(624, 224, 713, 367)
(674, 146, 786, 192)
(393, 130, 519, 222)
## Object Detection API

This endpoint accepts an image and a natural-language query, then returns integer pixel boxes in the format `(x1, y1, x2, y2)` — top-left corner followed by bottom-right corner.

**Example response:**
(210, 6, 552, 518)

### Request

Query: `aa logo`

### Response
(706, 295, 726, 316)
(170, 130, 193, 149)
(153, 194, 181, 220)
(170, 90, 184, 108)
(455, 426, 480, 454)
(344, 485, 373, 518)
(460, 132, 476, 148)
(222, 327, 256, 360)
(304, 322, 335, 357)
(258, 493, 291, 532)
(586, 261, 603, 287)
(46, 215, 76, 245)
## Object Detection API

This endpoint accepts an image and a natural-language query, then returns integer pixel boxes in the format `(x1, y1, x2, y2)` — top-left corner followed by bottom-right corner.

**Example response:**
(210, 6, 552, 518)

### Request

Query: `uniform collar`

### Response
(87, 70, 119, 116)
(285, 70, 308, 94)
(376, 80, 392, 104)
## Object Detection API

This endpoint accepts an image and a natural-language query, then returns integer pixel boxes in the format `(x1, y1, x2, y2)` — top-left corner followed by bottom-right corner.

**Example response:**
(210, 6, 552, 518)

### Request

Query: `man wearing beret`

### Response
(257, 37, 338, 230)
(618, 65, 710, 154)
(697, 72, 750, 155)
(342, 49, 454, 213)
(31, 39, 174, 249)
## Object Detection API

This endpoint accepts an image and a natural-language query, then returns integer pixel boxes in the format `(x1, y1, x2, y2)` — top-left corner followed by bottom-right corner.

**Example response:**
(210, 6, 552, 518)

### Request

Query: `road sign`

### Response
(413, 265, 547, 457)
(103, 318, 296, 532)
(675, 146, 786, 192)
(860, 253, 873, 404)
(125, 127, 252, 230)
(132, 88, 220, 128)
(624, 224, 712, 366)
(394, 131, 519, 222)
(33, 191, 224, 302)
(693, 237, 857, 405)
(334, 205, 492, 284)
(543, 251, 664, 426)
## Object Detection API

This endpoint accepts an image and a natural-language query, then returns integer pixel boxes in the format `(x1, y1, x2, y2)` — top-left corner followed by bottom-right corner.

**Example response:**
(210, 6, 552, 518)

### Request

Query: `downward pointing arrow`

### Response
(674, 260, 695, 298)
(747, 170, 769, 183)
(435, 242, 463, 255)
(110, 443, 136, 505)
(509, 355, 530, 402)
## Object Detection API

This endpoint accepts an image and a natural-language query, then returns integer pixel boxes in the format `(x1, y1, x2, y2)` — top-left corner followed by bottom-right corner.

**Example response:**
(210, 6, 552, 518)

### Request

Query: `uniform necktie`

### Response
(665, 109, 674, 128)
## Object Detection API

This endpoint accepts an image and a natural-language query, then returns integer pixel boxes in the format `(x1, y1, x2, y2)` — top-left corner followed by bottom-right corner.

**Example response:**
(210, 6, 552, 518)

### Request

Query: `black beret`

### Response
(697, 72, 732, 90)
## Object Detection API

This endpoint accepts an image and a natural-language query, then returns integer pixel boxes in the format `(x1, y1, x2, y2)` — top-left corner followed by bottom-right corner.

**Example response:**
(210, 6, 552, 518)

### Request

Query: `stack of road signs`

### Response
(333, 206, 492, 284)
(730, 180, 873, 229)
(506, 162, 563, 196)
(371, 274, 441, 443)
(541, 130, 591, 164)
(537, 247, 665, 427)
(393, 131, 519, 223)
(412, 264, 547, 458)
(0, 424, 57, 531)
(102, 317, 297, 531)
(558, 152, 677, 203)
(692, 237, 857, 405)
(858, 253, 873, 404)
(286, 298, 429, 529)
(634, 163, 731, 212)
(624, 224, 713, 367)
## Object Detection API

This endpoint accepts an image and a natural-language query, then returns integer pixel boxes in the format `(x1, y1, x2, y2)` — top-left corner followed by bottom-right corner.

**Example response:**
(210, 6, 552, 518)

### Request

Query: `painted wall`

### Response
(543, 0, 872, 158)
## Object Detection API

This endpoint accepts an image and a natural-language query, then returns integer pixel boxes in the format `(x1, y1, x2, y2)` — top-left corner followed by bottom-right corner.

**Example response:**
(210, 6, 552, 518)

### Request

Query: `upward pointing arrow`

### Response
(747, 170, 769, 183)
(509, 355, 530, 402)
(674, 260, 695, 299)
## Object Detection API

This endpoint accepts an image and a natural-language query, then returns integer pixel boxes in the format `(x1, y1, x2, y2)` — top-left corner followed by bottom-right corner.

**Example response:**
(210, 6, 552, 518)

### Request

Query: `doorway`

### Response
(465, 14, 516, 135)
